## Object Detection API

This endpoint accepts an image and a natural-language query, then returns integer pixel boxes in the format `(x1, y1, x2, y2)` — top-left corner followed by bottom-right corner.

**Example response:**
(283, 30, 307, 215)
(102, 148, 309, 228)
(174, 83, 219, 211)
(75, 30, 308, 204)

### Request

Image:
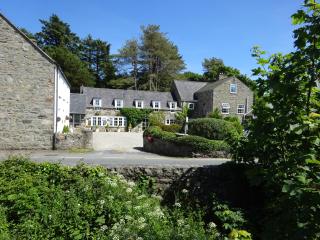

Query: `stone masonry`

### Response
(0, 15, 55, 149)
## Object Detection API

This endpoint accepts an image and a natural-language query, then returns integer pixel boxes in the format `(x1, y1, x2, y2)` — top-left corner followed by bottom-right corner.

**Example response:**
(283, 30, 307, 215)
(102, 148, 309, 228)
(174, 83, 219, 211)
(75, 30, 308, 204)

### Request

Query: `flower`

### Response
(100, 225, 108, 231)
(177, 219, 184, 226)
(138, 217, 145, 223)
(174, 202, 181, 208)
(208, 222, 217, 229)
(126, 188, 132, 193)
(182, 189, 188, 194)
(128, 181, 136, 187)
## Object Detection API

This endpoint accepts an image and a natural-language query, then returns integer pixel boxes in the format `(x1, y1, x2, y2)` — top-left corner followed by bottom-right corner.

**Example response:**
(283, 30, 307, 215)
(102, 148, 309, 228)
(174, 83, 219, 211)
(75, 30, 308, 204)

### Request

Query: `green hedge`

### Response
(144, 126, 230, 153)
(120, 108, 152, 128)
(160, 124, 182, 133)
(188, 118, 241, 142)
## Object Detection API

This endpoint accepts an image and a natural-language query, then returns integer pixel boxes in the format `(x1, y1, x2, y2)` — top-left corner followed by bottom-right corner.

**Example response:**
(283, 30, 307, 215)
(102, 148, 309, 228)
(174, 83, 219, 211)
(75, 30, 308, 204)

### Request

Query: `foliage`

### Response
(160, 124, 182, 133)
(107, 77, 135, 89)
(175, 105, 191, 125)
(62, 125, 69, 134)
(188, 118, 241, 143)
(144, 126, 230, 153)
(224, 116, 243, 135)
(148, 111, 165, 126)
(0, 157, 235, 239)
(234, 1, 320, 239)
(202, 57, 256, 90)
(119, 108, 151, 128)
(44, 46, 95, 89)
(176, 71, 204, 81)
(207, 108, 223, 119)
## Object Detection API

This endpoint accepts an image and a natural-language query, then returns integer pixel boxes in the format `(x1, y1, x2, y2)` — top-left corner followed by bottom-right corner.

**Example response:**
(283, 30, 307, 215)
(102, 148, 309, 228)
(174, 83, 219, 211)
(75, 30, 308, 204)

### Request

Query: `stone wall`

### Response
(143, 136, 230, 158)
(109, 164, 262, 210)
(0, 15, 55, 149)
(55, 129, 93, 150)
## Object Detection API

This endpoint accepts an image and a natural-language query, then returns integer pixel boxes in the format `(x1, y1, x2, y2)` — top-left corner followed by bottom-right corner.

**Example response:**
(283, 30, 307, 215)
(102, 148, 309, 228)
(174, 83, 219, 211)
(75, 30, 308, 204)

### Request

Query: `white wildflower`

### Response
(182, 189, 188, 194)
(174, 202, 181, 208)
(98, 199, 105, 205)
(138, 217, 146, 223)
(138, 223, 146, 229)
(128, 181, 136, 187)
(134, 206, 142, 210)
(137, 194, 146, 200)
(137, 237, 143, 240)
(177, 219, 184, 226)
(126, 188, 132, 193)
(100, 225, 108, 231)
(112, 235, 120, 240)
(208, 222, 217, 229)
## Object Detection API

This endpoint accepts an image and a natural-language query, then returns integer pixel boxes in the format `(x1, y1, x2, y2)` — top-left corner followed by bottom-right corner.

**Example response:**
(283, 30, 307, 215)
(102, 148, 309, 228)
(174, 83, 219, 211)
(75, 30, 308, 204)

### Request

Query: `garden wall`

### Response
(55, 129, 93, 150)
(143, 136, 230, 158)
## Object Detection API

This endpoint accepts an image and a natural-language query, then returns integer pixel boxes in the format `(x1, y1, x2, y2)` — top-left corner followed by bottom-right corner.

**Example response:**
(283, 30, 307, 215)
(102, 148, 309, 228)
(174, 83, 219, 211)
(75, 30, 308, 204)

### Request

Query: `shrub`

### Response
(160, 124, 182, 133)
(224, 116, 244, 135)
(148, 111, 165, 126)
(144, 126, 230, 153)
(0, 157, 226, 239)
(120, 108, 151, 128)
(207, 108, 223, 119)
(62, 125, 69, 133)
(188, 118, 241, 142)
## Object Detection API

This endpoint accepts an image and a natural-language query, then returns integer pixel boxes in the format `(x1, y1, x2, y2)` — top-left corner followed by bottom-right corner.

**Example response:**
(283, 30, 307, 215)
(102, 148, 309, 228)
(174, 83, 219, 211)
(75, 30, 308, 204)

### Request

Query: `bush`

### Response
(188, 118, 241, 142)
(62, 125, 69, 133)
(160, 124, 182, 133)
(207, 108, 223, 119)
(224, 116, 244, 135)
(120, 108, 151, 128)
(144, 126, 230, 153)
(0, 157, 227, 239)
(148, 111, 165, 126)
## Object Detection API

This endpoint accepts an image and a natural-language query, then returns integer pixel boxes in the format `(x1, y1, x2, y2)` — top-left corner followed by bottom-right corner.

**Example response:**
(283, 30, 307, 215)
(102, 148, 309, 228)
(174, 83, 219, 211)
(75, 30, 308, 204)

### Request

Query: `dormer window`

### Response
(114, 99, 123, 109)
(169, 102, 177, 112)
(135, 100, 144, 109)
(93, 98, 102, 110)
(230, 83, 237, 94)
(152, 101, 161, 111)
(188, 103, 195, 110)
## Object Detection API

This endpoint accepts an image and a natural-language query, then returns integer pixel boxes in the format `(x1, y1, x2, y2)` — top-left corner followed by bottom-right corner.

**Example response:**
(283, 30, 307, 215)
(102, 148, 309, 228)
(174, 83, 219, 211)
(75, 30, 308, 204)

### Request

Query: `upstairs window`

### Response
(237, 104, 245, 114)
(221, 103, 230, 114)
(93, 98, 102, 110)
(152, 101, 161, 111)
(135, 100, 144, 109)
(188, 103, 195, 110)
(114, 99, 124, 109)
(230, 83, 237, 94)
(169, 102, 177, 112)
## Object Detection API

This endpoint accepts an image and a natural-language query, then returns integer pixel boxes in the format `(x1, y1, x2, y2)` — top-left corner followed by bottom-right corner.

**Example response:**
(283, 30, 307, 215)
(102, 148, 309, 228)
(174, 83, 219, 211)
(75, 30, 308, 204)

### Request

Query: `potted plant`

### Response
(128, 123, 132, 132)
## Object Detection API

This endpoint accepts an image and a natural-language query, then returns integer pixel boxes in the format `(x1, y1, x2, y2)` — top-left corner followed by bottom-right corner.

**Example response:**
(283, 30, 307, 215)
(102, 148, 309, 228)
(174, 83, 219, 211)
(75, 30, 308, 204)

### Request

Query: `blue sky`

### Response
(0, 0, 302, 77)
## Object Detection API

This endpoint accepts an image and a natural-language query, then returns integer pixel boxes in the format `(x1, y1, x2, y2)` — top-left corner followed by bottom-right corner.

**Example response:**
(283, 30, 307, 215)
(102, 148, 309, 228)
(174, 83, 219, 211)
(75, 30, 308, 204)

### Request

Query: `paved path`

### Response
(92, 132, 143, 152)
(0, 149, 229, 167)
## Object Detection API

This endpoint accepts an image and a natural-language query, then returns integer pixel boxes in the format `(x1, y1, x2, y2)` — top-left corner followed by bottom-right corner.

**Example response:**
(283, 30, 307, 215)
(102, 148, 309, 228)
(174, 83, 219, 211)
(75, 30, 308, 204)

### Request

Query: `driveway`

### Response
(93, 132, 143, 152)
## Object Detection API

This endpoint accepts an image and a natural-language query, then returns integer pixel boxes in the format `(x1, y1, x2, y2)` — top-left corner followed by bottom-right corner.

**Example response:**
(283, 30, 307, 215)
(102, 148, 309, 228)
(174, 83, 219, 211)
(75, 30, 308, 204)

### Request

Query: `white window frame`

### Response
(93, 98, 102, 110)
(230, 84, 237, 94)
(165, 118, 175, 125)
(135, 100, 144, 109)
(221, 103, 230, 114)
(90, 116, 127, 127)
(152, 101, 161, 111)
(114, 99, 124, 109)
(188, 103, 195, 110)
(169, 101, 177, 112)
(237, 104, 245, 114)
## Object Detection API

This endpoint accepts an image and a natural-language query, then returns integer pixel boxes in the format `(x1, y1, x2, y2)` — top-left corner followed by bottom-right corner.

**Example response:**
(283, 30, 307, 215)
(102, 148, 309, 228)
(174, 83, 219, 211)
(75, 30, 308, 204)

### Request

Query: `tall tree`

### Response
(81, 35, 115, 87)
(118, 39, 141, 89)
(35, 14, 80, 54)
(140, 25, 185, 91)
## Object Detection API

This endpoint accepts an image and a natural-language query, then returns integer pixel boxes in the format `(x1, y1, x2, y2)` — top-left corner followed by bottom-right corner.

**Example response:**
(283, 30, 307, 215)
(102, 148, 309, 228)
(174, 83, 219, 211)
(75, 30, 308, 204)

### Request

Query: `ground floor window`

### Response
(89, 116, 127, 127)
(237, 104, 245, 114)
(70, 114, 85, 127)
(165, 119, 175, 125)
(221, 103, 230, 114)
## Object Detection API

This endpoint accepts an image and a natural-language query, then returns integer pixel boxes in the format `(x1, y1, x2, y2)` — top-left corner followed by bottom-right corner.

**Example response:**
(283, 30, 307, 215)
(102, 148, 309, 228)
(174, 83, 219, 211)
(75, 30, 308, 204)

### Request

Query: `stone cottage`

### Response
(0, 13, 70, 149)
(70, 87, 179, 131)
(172, 76, 254, 119)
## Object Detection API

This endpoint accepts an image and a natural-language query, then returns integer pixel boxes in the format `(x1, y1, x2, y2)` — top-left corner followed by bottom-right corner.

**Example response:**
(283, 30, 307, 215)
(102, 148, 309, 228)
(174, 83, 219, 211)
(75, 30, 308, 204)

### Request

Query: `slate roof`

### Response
(81, 87, 178, 110)
(195, 77, 236, 93)
(173, 80, 207, 101)
(70, 93, 86, 114)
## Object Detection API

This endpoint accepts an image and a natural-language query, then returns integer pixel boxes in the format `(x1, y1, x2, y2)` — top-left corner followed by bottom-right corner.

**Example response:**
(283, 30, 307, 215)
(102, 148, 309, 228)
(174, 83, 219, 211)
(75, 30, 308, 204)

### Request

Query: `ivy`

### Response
(119, 108, 152, 128)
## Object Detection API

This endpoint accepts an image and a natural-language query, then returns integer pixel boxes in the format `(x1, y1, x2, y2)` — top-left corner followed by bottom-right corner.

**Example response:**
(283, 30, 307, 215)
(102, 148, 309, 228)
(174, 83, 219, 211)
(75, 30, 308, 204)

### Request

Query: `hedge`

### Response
(188, 118, 241, 142)
(160, 124, 182, 133)
(144, 126, 230, 153)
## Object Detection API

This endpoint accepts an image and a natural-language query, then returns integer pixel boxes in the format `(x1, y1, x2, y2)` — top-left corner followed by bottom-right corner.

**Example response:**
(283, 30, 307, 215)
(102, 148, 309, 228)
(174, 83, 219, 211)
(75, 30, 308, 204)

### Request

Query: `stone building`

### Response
(70, 87, 180, 131)
(0, 13, 70, 149)
(172, 76, 254, 119)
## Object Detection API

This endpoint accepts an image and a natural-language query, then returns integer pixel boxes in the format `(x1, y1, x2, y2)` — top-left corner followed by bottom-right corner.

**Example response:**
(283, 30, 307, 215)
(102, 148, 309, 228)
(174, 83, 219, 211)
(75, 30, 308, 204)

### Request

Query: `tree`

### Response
(176, 71, 204, 81)
(81, 35, 115, 87)
(118, 39, 141, 89)
(107, 77, 135, 89)
(45, 46, 95, 90)
(140, 25, 185, 91)
(234, 1, 320, 238)
(35, 14, 80, 54)
(20, 28, 36, 41)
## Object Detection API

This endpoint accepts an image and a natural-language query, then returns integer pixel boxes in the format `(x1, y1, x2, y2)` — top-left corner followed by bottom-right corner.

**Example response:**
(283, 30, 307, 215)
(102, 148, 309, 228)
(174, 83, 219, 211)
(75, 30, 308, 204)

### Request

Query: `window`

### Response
(169, 102, 177, 112)
(109, 117, 126, 127)
(135, 100, 144, 109)
(221, 103, 230, 114)
(165, 119, 175, 125)
(237, 104, 245, 114)
(92, 117, 97, 126)
(97, 117, 101, 126)
(230, 84, 237, 94)
(152, 101, 161, 111)
(93, 98, 102, 110)
(188, 103, 195, 110)
(114, 99, 123, 109)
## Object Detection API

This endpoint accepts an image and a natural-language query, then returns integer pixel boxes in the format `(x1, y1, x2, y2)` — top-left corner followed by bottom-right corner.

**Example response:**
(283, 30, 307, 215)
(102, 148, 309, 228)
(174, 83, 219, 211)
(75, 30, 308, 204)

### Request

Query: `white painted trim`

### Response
(53, 66, 58, 133)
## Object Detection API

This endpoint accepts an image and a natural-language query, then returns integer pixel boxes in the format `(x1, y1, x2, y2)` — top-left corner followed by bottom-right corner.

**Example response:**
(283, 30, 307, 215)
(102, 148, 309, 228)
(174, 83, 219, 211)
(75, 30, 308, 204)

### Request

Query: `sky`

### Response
(0, 0, 302, 77)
